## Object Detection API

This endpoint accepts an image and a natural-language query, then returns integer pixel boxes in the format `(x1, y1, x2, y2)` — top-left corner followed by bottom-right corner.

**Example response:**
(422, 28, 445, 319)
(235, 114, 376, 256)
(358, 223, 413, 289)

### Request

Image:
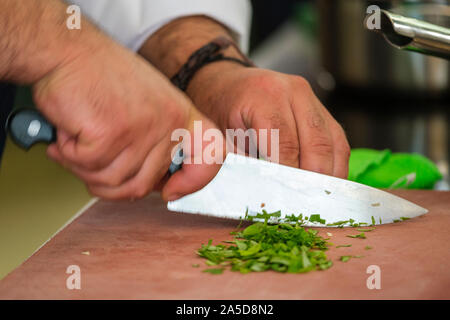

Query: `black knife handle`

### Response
(6, 108, 184, 174)
(6, 109, 56, 150)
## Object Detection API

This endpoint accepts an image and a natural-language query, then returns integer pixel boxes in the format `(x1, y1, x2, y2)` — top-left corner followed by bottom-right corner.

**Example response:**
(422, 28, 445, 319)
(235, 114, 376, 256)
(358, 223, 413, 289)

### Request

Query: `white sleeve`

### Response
(68, 0, 252, 53)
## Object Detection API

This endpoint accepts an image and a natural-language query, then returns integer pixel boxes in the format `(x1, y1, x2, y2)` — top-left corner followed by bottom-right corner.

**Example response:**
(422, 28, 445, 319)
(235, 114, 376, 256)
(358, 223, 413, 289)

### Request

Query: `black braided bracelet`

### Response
(170, 36, 254, 91)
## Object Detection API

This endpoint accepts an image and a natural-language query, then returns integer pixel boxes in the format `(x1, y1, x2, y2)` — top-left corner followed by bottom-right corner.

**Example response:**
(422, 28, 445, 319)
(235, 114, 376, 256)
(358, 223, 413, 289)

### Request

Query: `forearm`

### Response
(139, 16, 241, 77)
(0, 0, 106, 84)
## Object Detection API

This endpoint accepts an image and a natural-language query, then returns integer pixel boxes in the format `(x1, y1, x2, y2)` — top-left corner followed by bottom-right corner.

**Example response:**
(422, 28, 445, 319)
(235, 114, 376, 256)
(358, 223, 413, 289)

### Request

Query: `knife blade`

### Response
(168, 152, 428, 226)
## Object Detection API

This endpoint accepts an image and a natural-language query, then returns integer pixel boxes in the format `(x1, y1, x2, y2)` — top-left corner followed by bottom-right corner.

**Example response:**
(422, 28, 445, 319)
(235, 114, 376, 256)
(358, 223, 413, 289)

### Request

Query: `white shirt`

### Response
(69, 0, 252, 53)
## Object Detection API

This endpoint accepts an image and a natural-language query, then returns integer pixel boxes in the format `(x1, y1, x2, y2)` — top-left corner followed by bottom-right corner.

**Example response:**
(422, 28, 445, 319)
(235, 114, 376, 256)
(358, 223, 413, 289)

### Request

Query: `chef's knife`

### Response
(7, 110, 428, 227)
(168, 153, 428, 227)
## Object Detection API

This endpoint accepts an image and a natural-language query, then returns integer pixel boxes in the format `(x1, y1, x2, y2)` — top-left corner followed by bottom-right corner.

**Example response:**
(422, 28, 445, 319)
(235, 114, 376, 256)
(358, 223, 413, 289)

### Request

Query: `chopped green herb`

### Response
(197, 210, 377, 275)
(309, 214, 326, 224)
(356, 228, 375, 232)
(400, 217, 410, 221)
(393, 219, 401, 223)
(346, 232, 366, 239)
(365, 246, 373, 250)
(371, 203, 380, 207)
(336, 244, 352, 248)
(371, 216, 376, 226)
(192, 264, 200, 268)
(340, 255, 364, 262)
(325, 190, 331, 195)
(203, 268, 224, 275)
(326, 220, 349, 227)
(197, 210, 332, 274)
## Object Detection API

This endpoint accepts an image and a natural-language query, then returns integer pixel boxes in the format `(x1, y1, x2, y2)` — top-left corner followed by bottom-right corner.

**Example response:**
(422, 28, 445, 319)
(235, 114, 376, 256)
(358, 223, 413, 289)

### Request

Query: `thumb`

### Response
(161, 110, 225, 202)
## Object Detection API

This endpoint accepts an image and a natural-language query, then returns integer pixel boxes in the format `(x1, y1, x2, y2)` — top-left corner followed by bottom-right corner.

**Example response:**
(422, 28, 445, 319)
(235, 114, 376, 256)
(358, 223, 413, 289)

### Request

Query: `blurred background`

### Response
(249, 0, 449, 187)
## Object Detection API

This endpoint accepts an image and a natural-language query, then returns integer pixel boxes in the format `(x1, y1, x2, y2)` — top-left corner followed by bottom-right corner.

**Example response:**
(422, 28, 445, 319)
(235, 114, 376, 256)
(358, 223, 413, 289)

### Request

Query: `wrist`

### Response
(186, 60, 247, 127)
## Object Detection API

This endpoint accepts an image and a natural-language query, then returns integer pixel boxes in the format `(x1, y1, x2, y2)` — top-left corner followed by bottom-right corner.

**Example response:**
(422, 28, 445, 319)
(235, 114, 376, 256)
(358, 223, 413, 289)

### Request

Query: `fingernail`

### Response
(167, 194, 181, 201)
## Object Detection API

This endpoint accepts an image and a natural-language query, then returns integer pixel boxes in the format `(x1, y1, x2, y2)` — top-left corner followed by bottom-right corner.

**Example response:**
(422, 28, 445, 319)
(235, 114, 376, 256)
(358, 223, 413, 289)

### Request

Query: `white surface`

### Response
(168, 154, 428, 226)
(70, 0, 252, 52)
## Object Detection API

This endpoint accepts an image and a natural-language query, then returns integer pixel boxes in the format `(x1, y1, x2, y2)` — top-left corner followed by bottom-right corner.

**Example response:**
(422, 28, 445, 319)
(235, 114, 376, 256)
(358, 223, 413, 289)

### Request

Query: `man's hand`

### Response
(140, 16, 350, 178)
(186, 64, 351, 178)
(33, 41, 223, 200)
(0, 0, 224, 200)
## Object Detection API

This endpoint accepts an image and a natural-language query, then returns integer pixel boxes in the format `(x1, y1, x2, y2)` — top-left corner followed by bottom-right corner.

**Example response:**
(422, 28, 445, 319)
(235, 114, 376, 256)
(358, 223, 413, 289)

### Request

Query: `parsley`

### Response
(203, 268, 224, 274)
(197, 210, 333, 274)
(346, 232, 366, 239)
(356, 228, 375, 232)
(336, 244, 352, 248)
(340, 255, 364, 262)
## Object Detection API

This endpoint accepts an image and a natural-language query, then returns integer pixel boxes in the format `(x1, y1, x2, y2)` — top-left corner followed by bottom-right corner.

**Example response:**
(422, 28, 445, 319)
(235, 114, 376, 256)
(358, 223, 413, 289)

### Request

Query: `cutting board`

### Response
(0, 190, 449, 299)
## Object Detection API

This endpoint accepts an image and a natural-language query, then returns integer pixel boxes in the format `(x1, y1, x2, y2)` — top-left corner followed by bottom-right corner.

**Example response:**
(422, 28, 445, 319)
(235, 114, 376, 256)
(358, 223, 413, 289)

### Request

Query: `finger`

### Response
(162, 113, 226, 201)
(290, 91, 334, 175)
(329, 119, 351, 179)
(47, 144, 63, 164)
(67, 140, 154, 188)
(242, 106, 300, 168)
(57, 132, 128, 171)
(87, 140, 171, 200)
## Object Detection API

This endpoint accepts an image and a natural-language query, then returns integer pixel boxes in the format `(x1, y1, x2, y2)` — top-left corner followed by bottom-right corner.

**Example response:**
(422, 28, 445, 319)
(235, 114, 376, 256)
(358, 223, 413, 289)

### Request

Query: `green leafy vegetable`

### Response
(336, 244, 352, 248)
(309, 214, 326, 224)
(197, 211, 333, 274)
(203, 268, 224, 275)
(356, 228, 375, 232)
(340, 255, 364, 262)
(346, 232, 366, 239)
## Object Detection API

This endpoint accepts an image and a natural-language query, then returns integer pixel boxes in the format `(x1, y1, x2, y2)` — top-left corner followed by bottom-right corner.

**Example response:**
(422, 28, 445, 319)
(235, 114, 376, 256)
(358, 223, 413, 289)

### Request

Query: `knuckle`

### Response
(247, 72, 286, 98)
(289, 75, 311, 91)
(308, 136, 334, 157)
(306, 109, 327, 130)
(279, 135, 300, 155)
(133, 183, 152, 199)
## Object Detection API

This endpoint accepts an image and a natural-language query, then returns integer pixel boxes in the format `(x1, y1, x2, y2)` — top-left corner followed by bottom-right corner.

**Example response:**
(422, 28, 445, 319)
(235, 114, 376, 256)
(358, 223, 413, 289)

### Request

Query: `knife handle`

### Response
(6, 109, 56, 150)
(6, 108, 184, 174)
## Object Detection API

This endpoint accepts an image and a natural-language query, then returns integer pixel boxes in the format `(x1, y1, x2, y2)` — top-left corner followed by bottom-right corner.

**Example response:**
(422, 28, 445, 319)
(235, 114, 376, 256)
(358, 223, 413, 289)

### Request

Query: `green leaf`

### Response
(346, 232, 366, 239)
(203, 268, 224, 274)
(336, 244, 352, 248)
(356, 228, 375, 232)
(309, 214, 326, 224)
(239, 243, 261, 257)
